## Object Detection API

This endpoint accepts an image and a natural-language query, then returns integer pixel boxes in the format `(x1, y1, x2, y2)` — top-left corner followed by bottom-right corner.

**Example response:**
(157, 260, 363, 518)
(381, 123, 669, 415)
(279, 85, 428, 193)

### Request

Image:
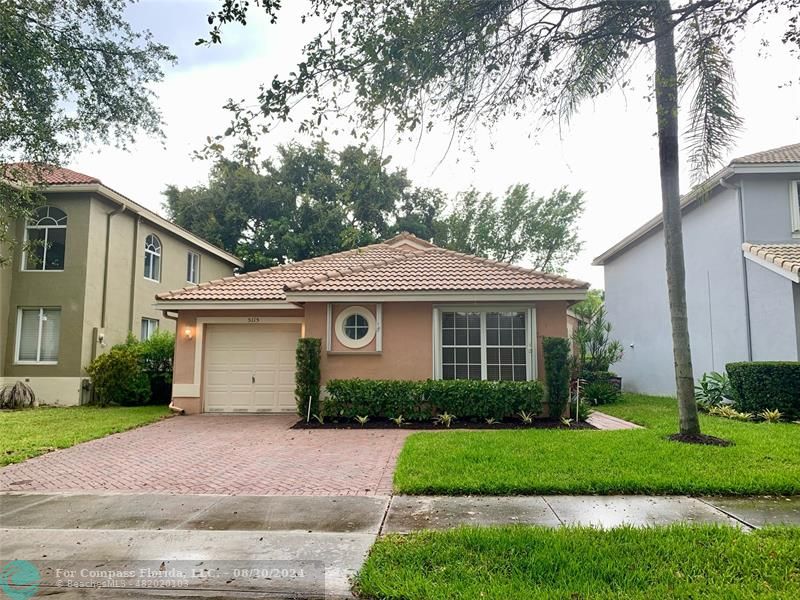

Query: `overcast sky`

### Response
(69, 0, 800, 288)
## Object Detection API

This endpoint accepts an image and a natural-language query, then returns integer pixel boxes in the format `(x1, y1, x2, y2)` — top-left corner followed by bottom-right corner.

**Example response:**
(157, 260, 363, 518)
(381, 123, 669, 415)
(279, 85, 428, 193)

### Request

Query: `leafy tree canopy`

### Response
(164, 141, 584, 273)
(0, 0, 175, 263)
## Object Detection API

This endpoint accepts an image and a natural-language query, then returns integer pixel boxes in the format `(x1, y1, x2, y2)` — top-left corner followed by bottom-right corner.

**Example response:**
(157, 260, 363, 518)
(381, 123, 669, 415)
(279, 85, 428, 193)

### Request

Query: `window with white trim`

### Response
(334, 306, 376, 349)
(16, 307, 61, 364)
(143, 234, 161, 281)
(187, 251, 200, 284)
(23, 206, 67, 271)
(438, 309, 532, 381)
(791, 180, 800, 235)
(141, 318, 159, 340)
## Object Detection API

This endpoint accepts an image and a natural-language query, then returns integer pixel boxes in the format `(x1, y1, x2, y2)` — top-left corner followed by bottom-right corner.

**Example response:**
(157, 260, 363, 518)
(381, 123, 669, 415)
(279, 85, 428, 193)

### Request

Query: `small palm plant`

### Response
(434, 412, 455, 428)
(517, 410, 534, 425)
(390, 415, 406, 427)
(355, 415, 369, 427)
(759, 409, 782, 423)
(0, 381, 37, 409)
(485, 417, 498, 425)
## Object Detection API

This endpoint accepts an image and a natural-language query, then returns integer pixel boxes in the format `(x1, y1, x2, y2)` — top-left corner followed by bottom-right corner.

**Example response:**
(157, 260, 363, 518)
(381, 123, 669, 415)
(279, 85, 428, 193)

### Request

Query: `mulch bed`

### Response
(292, 418, 597, 430)
(666, 433, 734, 447)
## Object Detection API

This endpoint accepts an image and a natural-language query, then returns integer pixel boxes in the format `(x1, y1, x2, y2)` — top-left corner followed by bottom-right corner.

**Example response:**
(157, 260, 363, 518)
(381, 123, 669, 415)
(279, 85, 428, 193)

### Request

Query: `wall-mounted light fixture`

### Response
(184, 326, 193, 340)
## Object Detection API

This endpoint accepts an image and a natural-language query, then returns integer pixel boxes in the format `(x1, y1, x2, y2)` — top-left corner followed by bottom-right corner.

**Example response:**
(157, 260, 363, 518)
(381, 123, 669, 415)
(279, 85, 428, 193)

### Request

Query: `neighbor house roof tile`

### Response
(156, 235, 588, 303)
(3, 163, 100, 185)
(743, 243, 800, 277)
(731, 143, 800, 165)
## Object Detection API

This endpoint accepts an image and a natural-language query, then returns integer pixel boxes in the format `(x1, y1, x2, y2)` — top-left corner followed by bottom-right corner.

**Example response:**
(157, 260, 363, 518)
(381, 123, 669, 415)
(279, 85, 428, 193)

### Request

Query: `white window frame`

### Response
(791, 180, 800, 237)
(21, 206, 67, 272)
(15, 307, 60, 365)
(334, 305, 377, 349)
(141, 317, 159, 340)
(143, 234, 162, 282)
(432, 305, 537, 381)
(187, 251, 200, 284)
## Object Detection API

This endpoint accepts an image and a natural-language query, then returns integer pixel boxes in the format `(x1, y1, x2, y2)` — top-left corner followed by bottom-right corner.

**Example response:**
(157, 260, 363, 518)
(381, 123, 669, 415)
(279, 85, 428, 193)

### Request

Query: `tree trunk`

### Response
(653, 2, 701, 436)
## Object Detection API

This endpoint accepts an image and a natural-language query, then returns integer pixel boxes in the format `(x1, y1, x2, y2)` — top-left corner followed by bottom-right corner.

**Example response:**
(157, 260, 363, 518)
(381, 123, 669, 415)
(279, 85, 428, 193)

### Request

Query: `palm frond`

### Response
(681, 20, 743, 183)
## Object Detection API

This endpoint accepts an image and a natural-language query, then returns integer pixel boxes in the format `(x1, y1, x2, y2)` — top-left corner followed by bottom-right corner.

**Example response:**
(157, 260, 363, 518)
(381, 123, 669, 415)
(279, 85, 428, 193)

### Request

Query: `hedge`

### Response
(323, 378, 543, 421)
(726, 361, 800, 420)
(543, 337, 570, 418)
(296, 338, 321, 417)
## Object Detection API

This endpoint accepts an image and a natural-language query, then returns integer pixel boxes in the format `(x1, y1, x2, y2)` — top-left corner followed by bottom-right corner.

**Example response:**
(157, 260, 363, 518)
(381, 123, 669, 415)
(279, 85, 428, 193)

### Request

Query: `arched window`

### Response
(24, 206, 67, 271)
(143, 234, 162, 281)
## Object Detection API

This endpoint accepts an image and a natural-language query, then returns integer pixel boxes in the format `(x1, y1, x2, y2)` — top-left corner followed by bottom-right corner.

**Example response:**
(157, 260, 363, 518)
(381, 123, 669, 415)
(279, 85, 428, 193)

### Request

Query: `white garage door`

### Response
(204, 323, 300, 413)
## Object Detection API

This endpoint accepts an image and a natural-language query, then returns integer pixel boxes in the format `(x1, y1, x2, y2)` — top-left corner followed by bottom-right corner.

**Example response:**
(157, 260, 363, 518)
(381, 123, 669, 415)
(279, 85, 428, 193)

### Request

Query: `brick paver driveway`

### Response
(0, 415, 411, 496)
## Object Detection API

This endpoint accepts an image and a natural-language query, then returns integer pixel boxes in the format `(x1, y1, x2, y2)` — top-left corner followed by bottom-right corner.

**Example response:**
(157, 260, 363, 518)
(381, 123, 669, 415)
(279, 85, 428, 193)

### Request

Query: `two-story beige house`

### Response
(0, 165, 243, 405)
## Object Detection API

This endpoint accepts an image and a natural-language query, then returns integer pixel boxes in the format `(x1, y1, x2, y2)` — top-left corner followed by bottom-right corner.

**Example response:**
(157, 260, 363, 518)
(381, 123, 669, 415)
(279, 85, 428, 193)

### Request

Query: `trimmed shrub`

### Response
(543, 337, 570, 417)
(86, 345, 150, 406)
(726, 362, 800, 420)
(582, 380, 621, 406)
(296, 338, 321, 417)
(139, 330, 175, 403)
(324, 379, 543, 421)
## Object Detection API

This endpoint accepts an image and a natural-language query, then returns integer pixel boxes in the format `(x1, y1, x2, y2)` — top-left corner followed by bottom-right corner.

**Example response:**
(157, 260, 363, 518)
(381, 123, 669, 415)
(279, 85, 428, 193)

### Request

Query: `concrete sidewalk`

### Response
(383, 494, 800, 532)
(2, 492, 798, 598)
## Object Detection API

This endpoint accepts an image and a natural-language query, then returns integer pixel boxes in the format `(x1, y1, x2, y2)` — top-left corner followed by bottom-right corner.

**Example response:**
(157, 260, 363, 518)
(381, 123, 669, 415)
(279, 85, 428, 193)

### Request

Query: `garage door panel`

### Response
(204, 323, 300, 413)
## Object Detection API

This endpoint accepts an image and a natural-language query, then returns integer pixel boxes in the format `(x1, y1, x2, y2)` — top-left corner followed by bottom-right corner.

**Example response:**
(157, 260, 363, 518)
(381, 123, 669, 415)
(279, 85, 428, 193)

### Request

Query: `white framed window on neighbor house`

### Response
(16, 307, 61, 364)
(791, 180, 800, 236)
(143, 234, 162, 281)
(141, 318, 159, 341)
(22, 206, 67, 271)
(186, 251, 200, 284)
(434, 307, 536, 381)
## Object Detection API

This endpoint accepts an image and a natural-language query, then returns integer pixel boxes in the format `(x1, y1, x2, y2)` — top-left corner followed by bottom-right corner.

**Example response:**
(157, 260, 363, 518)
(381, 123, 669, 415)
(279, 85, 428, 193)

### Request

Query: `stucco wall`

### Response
(741, 174, 799, 243)
(0, 243, 12, 376)
(746, 261, 799, 360)
(603, 185, 750, 396)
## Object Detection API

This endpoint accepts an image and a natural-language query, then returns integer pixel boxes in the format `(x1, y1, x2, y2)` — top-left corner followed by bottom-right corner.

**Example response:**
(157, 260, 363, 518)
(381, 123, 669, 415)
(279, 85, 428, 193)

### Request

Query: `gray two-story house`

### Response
(0, 165, 243, 405)
(594, 143, 800, 396)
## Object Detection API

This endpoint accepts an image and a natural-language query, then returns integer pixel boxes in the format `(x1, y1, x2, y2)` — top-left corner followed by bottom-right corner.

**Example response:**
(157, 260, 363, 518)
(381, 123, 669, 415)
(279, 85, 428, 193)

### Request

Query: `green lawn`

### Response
(393, 394, 800, 495)
(356, 525, 800, 599)
(0, 405, 171, 466)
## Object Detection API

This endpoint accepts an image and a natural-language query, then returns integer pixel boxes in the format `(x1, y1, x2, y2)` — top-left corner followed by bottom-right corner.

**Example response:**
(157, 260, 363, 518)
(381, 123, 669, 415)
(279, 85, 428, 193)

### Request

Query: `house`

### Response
(154, 233, 588, 414)
(593, 142, 800, 396)
(0, 165, 243, 405)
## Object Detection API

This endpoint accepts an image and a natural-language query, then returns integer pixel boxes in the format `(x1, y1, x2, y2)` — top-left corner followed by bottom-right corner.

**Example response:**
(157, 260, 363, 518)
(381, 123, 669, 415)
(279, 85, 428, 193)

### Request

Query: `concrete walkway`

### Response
(586, 410, 643, 430)
(3, 492, 798, 598)
(383, 495, 800, 532)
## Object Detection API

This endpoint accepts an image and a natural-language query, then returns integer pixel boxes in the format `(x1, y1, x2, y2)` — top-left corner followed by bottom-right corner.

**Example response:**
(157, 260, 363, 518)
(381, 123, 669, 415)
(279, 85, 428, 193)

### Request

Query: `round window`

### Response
(344, 313, 369, 340)
(334, 306, 376, 349)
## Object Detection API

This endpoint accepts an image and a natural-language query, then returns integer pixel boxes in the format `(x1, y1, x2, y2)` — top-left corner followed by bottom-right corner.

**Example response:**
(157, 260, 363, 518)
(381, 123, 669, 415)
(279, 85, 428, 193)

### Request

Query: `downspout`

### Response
(101, 204, 126, 328)
(720, 176, 753, 361)
(128, 216, 141, 332)
(161, 309, 185, 415)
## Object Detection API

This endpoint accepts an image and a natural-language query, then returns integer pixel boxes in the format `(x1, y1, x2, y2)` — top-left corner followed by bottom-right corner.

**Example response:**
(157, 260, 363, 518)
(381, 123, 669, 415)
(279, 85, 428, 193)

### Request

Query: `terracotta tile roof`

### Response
(732, 143, 800, 165)
(743, 243, 800, 278)
(3, 163, 100, 185)
(157, 234, 588, 302)
(285, 247, 587, 293)
(156, 243, 414, 301)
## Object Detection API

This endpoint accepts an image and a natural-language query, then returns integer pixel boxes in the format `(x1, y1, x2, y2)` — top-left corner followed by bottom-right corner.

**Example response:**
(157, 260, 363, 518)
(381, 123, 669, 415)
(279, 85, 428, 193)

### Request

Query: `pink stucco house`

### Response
(154, 233, 588, 414)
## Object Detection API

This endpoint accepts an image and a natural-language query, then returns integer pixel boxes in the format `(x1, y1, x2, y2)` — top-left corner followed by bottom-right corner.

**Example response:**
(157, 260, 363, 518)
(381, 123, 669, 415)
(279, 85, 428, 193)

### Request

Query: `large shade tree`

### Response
(200, 0, 799, 439)
(0, 0, 174, 264)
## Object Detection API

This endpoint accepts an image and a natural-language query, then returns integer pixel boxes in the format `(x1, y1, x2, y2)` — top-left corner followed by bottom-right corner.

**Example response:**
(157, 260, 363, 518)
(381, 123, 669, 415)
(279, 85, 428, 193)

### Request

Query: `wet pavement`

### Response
(2, 492, 799, 598)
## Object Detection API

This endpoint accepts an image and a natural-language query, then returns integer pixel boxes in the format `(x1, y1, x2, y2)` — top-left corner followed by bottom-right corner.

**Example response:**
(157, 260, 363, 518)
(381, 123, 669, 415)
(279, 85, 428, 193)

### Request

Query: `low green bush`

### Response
(324, 379, 543, 421)
(295, 338, 321, 417)
(86, 345, 150, 406)
(543, 337, 570, 417)
(581, 380, 620, 405)
(726, 362, 800, 420)
(138, 331, 175, 403)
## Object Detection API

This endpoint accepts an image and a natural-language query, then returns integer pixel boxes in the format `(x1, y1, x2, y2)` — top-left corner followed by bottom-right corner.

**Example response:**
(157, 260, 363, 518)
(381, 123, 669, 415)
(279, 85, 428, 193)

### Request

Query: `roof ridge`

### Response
(732, 142, 800, 163)
(428, 247, 590, 288)
(283, 248, 426, 292)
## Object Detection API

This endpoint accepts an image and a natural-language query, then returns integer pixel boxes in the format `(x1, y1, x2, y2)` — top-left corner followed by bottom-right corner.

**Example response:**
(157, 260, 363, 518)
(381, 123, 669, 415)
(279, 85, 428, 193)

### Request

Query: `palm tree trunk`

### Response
(653, 2, 701, 436)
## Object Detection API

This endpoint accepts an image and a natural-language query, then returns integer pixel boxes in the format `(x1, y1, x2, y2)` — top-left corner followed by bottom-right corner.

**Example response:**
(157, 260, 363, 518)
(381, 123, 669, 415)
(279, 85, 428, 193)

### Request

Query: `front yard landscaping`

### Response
(0, 405, 170, 466)
(394, 394, 800, 495)
(356, 525, 800, 599)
